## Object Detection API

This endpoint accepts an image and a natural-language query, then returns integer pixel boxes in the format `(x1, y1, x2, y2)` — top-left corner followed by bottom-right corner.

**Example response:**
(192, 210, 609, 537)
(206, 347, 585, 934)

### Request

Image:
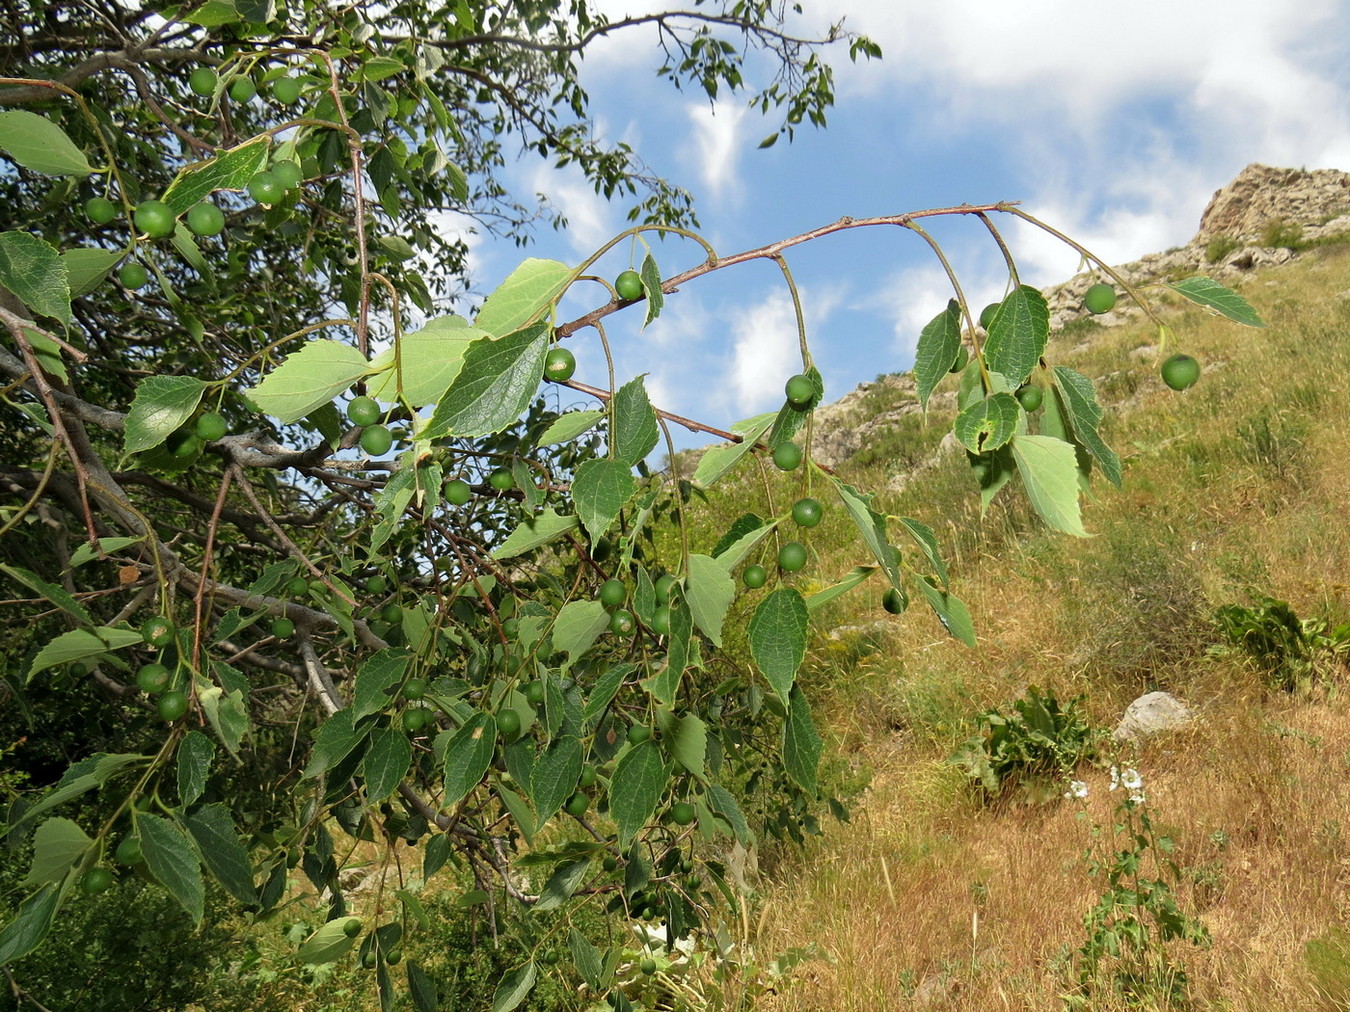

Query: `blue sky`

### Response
(451, 0, 1350, 452)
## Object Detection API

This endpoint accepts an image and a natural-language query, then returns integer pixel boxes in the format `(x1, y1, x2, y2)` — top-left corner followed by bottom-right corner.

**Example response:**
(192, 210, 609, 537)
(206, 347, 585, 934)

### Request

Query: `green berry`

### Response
(742, 564, 768, 589)
(286, 576, 310, 597)
(640, 958, 657, 975)
(401, 677, 426, 700)
(272, 159, 303, 189)
(365, 575, 387, 594)
(669, 801, 696, 826)
(443, 478, 472, 505)
(248, 171, 285, 206)
(194, 412, 227, 441)
(598, 579, 627, 609)
(136, 663, 171, 694)
(979, 302, 1000, 329)
(229, 75, 257, 102)
(579, 766, 597, 788)
(784, 373, 814, 409)
(271, 617, 295, 639)
(119, 262, 149, 290)
(487, 467, 514, 492)
(627, 724, 652, 745)
(1160, 353, 1201, 391)
(1083, 282, 1117, 315)
(524, 681, 545, 705)
(882, 587, 906, 615)
(602, 855, 619, 872)
(347, 395, 381, 426)
(157, 689, 189, 721)
(86, 196, 117, 224)
(654, 574, 677, 604)
(564, 792, 590, 818)
(501, 618, 520, 638)
(651, 606, 671, 636)
(359, 424, 393, 456)
(497, 709, 521, 740)
(791, 497, 823, 528)
(543, 347, 576, 382)
(271, 76, 301, 104)
(134, 200, 176, 239)
(381, 602, 403, 624)
(402, 709, 430, 732)
(777, 541, 808, 573)
(80, 867, 115, 894)
(609, 608, 635, 637)
(141, 616, 175, 647)
(615, 269, 643, 301)
(949, 345, 969, 373)
(772, 442, 802, 471)
(342, 916, 364, 938)
(115, 835, 143, 866)
(167, 430, 200, 458)
(186, 201, 225, 237)
(189, 67, 218, 97)
(1015, 385, 1043, 412)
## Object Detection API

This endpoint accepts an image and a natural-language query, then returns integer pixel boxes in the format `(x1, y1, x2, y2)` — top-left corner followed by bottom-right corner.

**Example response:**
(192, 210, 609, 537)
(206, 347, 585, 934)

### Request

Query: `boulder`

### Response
(1113, 691, 1192, 744)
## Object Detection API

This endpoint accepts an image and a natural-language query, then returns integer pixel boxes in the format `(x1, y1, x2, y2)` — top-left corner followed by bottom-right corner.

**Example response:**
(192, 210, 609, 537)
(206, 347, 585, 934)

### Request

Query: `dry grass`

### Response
(749, 246, 1350, 1010)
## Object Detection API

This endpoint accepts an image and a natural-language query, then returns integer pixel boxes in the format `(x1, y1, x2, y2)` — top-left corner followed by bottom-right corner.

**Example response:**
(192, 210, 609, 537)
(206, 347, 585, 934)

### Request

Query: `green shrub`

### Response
(1205, 235, 1241, 263)
(1261, 218, 1305, 250)
(1212, 594, 1350, 692)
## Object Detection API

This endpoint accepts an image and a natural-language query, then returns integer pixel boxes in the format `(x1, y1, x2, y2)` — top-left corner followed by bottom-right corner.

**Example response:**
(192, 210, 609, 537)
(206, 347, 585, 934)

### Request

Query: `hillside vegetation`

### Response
(731, 241, 1350, 1009)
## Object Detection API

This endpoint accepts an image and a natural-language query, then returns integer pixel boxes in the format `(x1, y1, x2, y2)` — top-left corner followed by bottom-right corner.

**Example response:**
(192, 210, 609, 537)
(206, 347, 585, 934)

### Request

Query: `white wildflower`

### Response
(1064, 780, 1089, 800)
(1109, 766, 1146, 803)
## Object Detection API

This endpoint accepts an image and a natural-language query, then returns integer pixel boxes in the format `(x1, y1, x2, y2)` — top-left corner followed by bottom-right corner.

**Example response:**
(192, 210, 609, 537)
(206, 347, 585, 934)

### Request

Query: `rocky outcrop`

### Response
(1113, 691, 1192, 744)
(1195, 164, 1350, 244)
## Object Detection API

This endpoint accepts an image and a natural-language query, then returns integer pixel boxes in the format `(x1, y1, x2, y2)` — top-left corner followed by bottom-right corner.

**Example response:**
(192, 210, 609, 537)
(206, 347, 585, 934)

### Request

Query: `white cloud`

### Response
(684, 100, 748, 201)
(728, 294, 799, 414)
(526, 163, 618, 258)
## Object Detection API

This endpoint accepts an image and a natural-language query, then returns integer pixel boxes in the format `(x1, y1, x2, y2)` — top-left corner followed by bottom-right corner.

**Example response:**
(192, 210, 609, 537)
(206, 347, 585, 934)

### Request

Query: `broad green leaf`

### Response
(712, 513, 767, 559)
(249, 340, 373, 424)
(534, 858, 590, 912)
(1051, 366, 1122, 488)
(362, 56, 408, 82)
(1166, 276, 1264, 328)
(443, 712, 497, 806)
(984, 285, 1049, 386)
(491, 961, 538, 1012)
(297, 917, 362, 963)
(171, 226, 210, 277)
(532, 735, 583, 828)
(0, 563, 92, 624)
(407, 961, 439, 1012)
(1010, 434, 1088, 537)
(138, 814, 205, 924)
(782, 689, 822, 794)
(492, 509, 581, 560)
(0, 111, 91, 176)
(538, 410, 604, 446)
(611, 375, 660, 466)
(28, 627, 144, 680)
(423, 322, 551, 438)
(197, 685, 248, 759)
(353, 649, 411, 720)
(640, 251, 664, 327)
(69, 537, 144, 569)
(366, 316, 483, 406)
(12, 752, 144, 829)
(647, 597, 691, 704)
(749, 588, 808, 704)
(974, 445, 1016, 516)
(706, 782, 753, 844)
(23, 817, 90, 887)
(363, 728, 412, 802)
(475, 258, 573, 335)
(915, 299, 961, 409)
(62, 248, 124, 298)
(184, 0, 241, 25)
(832, 479, 902, 590)
(301, 709, 367, 780)
(897, 517, 949, 587)
(667, 713, 707, 782)
(551, 600, 609, 668)
(124, 375, 207, 453)
(569, 928, 604, 991)
(914, 577, 977, 647)
(804, 565, 876, 611)
(183, 804, 258, 906)
(0, 231, 70, 324)
(712, 518, 778, 573)
(572, 458, 636, 543)
(369, 466, 416, 557)
(954, 391, 1021, 455)
(611, 741, 666, 848)
(691, 416, 772, 488)
(24, 326, 67, 382)
(176, 731, 214, 807)
(498, 785, 536, 843)
(0, 884, 60, 966)
(685, 553, 735, 647)
(162, 137, 269, 214)
(583, 662, 633, 723)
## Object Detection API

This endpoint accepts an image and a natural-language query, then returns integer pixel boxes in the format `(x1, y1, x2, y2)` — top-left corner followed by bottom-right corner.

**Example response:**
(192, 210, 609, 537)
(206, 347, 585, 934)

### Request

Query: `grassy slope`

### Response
(744, 242, 1350, 1010)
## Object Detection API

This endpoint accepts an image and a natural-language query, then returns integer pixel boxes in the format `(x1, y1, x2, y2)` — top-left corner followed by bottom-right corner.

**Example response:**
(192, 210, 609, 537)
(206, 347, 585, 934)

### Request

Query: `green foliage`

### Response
(1306, 927, 1350, 1008)
(949, 687, 1096, 804)
(1204, 234, 1241, 263)
(1213, 594, 1350, 692)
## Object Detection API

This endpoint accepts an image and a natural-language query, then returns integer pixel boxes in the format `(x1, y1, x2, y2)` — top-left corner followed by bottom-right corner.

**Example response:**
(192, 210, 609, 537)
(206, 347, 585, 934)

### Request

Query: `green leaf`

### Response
(138, 814, 205, 924)
(302, 709, 368, 780)
(361, 56, 408, 82)
(369, 466, 415, 557)
(62, 248, 124, 298)
(28, 627, 144, 680)
(197, 685, 249, 759)
(71, 539, 146, 568)
(184, 0, 241, 25)
(692, 417, 772, 488)
(171, 225, 211, 278)
(476, 259, 573, 336)
(685, 553, 735, 647)
(832, 479, 902, 590)
(366, 316, 483, 406)
(610, 740, 667, 847)
(535, 857, 590, 912)
(763, 367, 824, 449)
(248, 340, 373, 424)
(0, 231, 69, 325)
(648, 597, 692, 704)
(352, 649, 411, 721)
(407, 961, 438, 1012)
(1010, 434, 1088, 537)
(492, 961, 538, 1012)
(162, 137, 269, 214)
(706, 783, 753, 844)
(640, 252, 664, 327)
(443, 712, 497, 806)
(532, 735, 583, 828)
(667, 713, 707, 782)
(183, 804, 258, 906)
(492, 509, 581, 560)
(804, 565, 877, 611)
(568, 928, 604, 991)
(915, 299, 961, 409)
(1051, 367, 1122, 488)
(953, 391, 1020, 454)
(712, 518, 778, 573)
(0, 563, 92, 624)
(0, 111, 92, 176)
(24, 326, 67, 383)
(611, 375, 660, 466)
(423, 322, 550, 438)
(297, 917, 361, 964)
(363, 728, 412, 802)
(572, 458, 636, 544)
(1166, 276, 1264, 327)
(583, 663, 633, 724)
(0, 885, 60, 966)
(782, 688, 822, 794)
(11, 752, 143, 830)
(176, 731, 214, 807)
(984, 285, 1049, 386)
(497, 785, 536, 843)
(22, 817, 90, 887)
(914, 577, 977, 646)
(124, 375, 207, 453)
(896, 517, 949, 587)
(551, 600, 610, 669)
(749, 588, 808, 704)
(538, 410, 604, 446)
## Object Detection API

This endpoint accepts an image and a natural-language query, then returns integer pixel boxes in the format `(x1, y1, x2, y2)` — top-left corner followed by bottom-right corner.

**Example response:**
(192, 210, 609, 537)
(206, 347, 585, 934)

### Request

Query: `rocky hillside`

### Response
(808, 163, 1350, 473)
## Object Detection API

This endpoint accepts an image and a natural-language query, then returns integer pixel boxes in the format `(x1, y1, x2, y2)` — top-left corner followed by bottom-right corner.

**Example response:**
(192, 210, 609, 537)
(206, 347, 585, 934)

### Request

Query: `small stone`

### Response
(1113, 691, 1192, 744)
